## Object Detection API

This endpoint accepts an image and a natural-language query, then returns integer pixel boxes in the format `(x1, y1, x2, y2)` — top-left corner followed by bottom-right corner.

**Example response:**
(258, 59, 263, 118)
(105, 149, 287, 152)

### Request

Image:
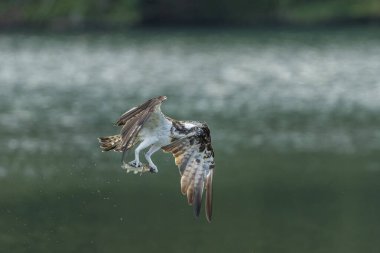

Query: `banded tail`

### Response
(98, 135, 123, 152)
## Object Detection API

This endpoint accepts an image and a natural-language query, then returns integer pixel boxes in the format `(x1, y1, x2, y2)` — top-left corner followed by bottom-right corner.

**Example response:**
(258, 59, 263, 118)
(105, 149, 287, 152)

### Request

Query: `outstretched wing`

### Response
(162, 126, 215, 222)
(116, 96, 167, 151)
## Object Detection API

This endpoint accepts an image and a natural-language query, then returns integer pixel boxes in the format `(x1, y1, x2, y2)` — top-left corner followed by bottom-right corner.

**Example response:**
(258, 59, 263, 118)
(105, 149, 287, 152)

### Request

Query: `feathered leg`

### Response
(144, 145, 161, 173)
(129, 137, 157, 168)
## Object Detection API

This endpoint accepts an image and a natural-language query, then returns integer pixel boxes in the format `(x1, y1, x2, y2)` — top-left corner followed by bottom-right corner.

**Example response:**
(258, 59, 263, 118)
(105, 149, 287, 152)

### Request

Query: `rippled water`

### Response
(1, 28, 380, 252)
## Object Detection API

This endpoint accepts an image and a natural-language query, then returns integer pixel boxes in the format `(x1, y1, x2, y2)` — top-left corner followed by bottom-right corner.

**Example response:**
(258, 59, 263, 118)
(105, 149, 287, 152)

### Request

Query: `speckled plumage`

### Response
(98, 96, 215, 222)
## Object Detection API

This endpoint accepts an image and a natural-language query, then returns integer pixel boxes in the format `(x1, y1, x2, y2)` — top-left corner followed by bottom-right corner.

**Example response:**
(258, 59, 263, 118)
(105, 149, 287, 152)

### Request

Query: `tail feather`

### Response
(98, 135, 123, 152)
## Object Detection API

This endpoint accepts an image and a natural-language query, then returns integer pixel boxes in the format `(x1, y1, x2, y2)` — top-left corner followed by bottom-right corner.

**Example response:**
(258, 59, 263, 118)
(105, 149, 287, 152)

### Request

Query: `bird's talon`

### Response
(149, 167, 158, 173)
(129, 161, 142, 168)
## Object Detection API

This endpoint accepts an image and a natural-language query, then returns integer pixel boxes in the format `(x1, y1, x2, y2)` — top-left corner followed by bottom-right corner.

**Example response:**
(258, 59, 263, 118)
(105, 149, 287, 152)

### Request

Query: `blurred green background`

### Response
(1, 1, 380, 253)
(1, 0, 380, 29)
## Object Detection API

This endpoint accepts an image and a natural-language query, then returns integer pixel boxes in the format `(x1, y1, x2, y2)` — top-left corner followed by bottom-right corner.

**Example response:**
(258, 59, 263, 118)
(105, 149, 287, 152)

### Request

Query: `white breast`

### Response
(139, 110, 172, 147)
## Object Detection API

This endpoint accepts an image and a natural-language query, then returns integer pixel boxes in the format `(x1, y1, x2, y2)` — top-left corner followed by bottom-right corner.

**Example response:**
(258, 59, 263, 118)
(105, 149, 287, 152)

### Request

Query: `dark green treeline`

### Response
(1, 0, 380, 29)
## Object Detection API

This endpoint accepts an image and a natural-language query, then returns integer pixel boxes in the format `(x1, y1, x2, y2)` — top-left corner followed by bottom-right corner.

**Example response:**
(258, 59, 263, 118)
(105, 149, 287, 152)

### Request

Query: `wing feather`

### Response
(193, 158, 206, 217)
(162, 125, 215, 222)
(181, 150, 199, 196)
(116, 95, 166, 126)
(116, 96, 166, 151)
(205, 169, 213, 222)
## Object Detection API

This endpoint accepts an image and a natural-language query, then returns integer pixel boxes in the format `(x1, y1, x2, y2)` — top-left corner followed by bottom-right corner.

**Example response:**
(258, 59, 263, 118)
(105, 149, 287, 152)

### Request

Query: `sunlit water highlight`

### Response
(1, 29, 380, 157)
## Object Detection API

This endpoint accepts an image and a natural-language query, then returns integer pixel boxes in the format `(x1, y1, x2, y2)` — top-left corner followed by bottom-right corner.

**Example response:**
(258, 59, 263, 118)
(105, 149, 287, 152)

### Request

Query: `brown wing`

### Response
(162, 126, 215, 222)
(117, 96, 167, 151)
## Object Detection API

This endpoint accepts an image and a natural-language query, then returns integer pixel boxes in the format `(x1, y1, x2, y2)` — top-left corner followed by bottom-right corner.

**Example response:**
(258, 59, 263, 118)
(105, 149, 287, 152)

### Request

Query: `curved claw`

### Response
(149, 167, 158, 173)
(129, 160, 142, 168)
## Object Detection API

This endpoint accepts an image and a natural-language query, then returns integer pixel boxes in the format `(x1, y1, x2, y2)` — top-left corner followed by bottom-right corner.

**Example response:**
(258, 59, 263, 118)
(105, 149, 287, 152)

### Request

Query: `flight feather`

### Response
(162, 126, 215, 222)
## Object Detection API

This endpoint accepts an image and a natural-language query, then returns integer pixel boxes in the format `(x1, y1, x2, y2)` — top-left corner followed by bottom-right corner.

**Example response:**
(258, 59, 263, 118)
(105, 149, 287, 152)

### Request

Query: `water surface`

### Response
(1, 27, 380, 253)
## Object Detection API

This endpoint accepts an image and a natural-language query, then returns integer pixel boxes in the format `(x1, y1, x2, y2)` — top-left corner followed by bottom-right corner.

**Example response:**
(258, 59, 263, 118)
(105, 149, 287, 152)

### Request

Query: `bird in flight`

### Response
(98, 96, 215, 222)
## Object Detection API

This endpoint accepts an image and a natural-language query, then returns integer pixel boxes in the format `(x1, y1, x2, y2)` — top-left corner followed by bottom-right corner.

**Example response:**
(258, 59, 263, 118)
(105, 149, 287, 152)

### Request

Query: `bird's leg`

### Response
(129, 138, 156, 168)
(144, 145, 161, 173)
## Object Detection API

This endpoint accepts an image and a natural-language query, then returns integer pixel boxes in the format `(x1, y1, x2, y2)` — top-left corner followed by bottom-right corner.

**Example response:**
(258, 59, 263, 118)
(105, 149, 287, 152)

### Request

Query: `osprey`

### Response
(98, 96, 215, 222)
